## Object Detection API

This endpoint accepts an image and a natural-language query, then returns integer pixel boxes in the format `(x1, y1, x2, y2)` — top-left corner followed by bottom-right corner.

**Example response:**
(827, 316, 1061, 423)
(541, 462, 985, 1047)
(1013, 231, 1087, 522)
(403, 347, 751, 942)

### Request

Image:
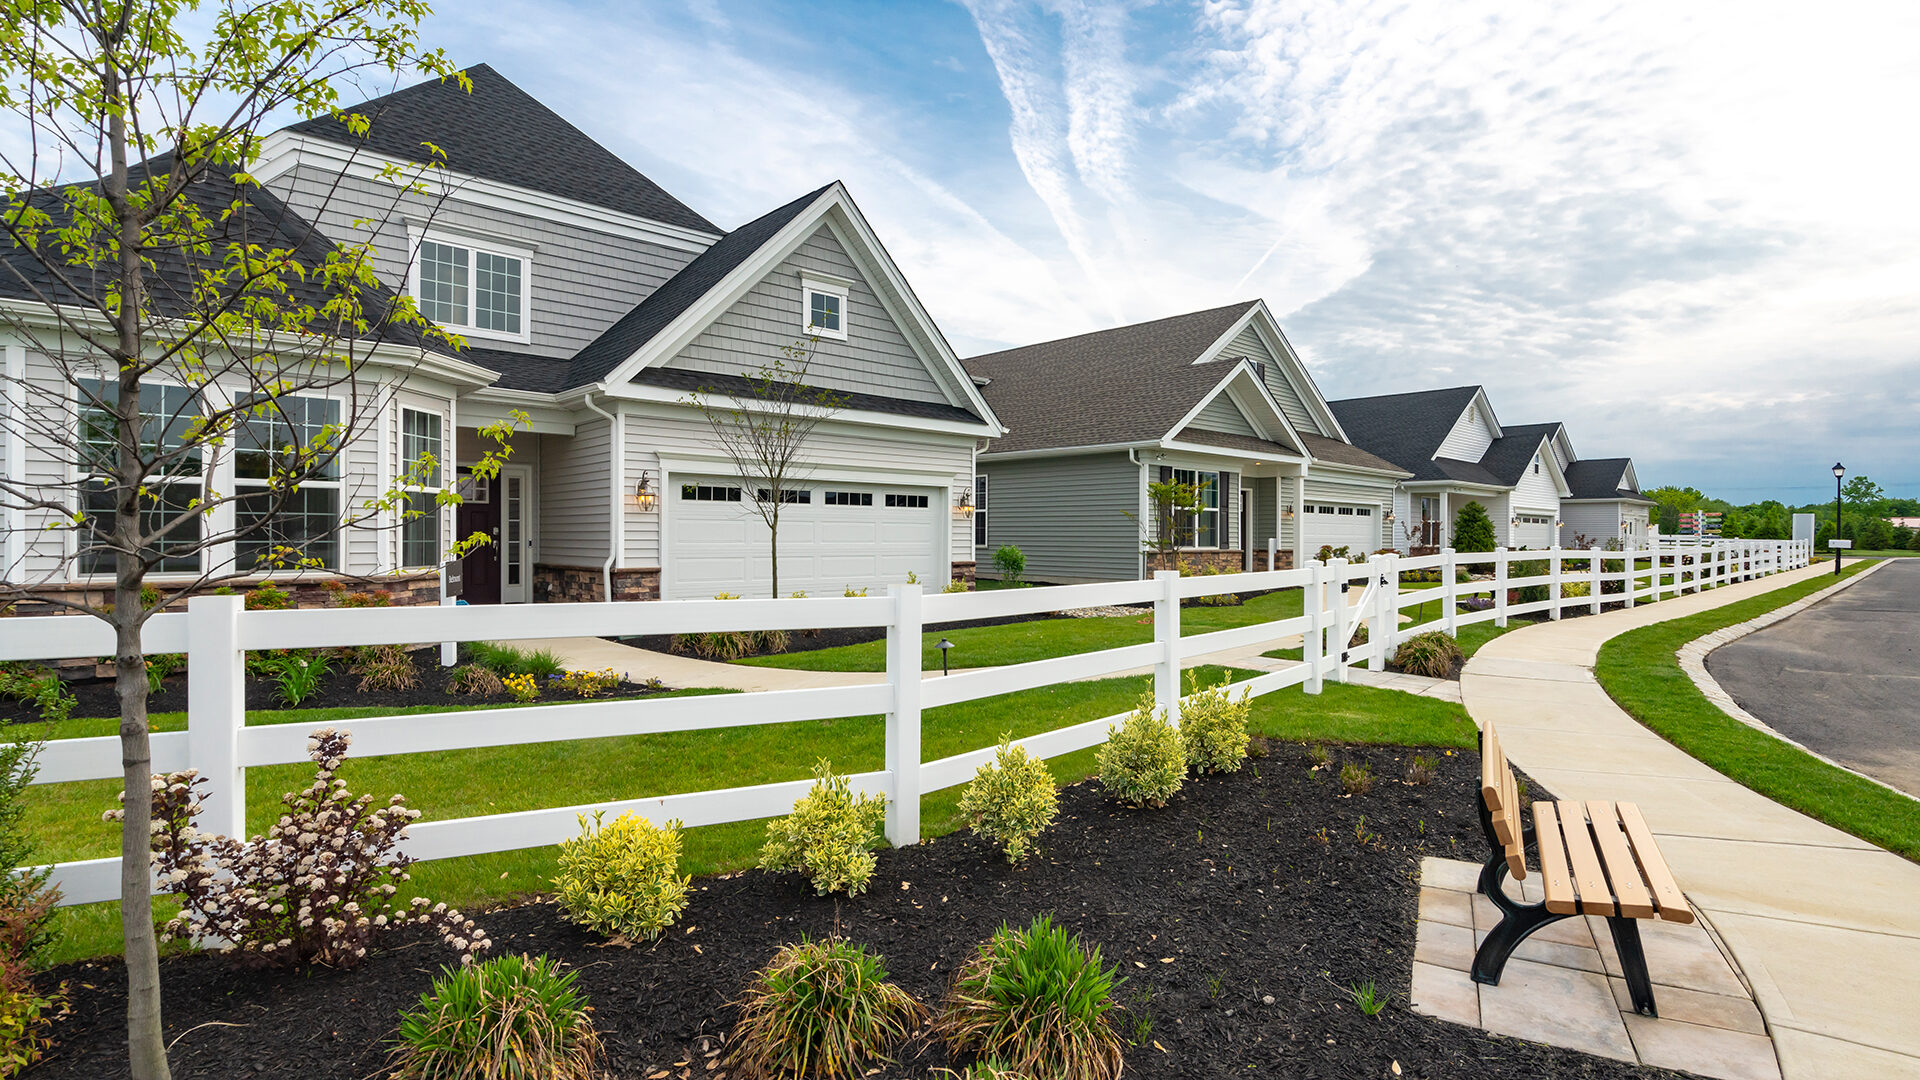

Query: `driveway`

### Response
(1707, 558, 1920, 797)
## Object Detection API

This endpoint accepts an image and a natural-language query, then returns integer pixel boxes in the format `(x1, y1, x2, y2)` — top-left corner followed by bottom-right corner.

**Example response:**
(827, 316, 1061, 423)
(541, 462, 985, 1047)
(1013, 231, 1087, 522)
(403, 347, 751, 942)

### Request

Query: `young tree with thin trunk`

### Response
(684, 341, 844, 599)
(0, 7, 513, 1077)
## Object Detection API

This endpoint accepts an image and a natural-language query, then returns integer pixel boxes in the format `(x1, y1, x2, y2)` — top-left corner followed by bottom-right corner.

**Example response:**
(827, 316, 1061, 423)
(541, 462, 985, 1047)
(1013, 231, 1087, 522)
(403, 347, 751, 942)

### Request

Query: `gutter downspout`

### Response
(1129, 449, 1149, 579)
(583, 392, 622, 601)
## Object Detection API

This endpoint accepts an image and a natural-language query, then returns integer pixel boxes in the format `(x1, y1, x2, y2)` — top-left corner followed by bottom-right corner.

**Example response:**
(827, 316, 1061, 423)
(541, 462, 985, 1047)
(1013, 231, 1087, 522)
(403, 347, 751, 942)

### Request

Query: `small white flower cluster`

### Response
(109, 728, 490, 969)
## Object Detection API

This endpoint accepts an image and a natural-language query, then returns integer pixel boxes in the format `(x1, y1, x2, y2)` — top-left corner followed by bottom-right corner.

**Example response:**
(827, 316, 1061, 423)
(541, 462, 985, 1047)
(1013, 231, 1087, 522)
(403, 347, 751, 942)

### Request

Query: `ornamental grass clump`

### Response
(727, 937, 926, 1080)
(553, 812, 690, 942)
(1391, 631, 1463, 679)
(760, 760, 888, 896)
(108, 729, 489, 968)
(1095, 695, 1184, 808)
(1178, 674, 1251, 775)
(391, 953, 602, 1080)
(958, 735, 1058, 862)
(937, 915, 1125, 1080)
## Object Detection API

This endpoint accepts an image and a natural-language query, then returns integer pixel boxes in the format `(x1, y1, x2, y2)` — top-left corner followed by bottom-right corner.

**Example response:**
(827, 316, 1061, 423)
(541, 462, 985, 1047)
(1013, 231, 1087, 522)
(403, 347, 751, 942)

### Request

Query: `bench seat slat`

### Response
(1616, 802, 1695, 924)
(1531, 801, 1580, 915)
(1586, 800, 1657, 919)
(1556, 802, 1617, 916)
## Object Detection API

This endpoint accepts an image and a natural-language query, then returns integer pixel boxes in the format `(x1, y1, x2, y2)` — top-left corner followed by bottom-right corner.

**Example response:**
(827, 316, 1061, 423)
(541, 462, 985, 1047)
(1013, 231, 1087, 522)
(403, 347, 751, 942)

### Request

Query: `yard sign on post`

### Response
(885, 583, 923, 847)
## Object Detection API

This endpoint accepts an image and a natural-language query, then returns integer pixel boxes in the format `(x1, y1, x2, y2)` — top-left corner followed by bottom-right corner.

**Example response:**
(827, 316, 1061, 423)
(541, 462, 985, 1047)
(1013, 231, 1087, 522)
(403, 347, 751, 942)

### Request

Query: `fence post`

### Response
(1440, 548, 1458, 637)
(1625, 544, 1639, 608)
(1304, 560, 1324, 694)
(884, 583, 923, 847)
(1549, 547, 1563, 621)
(1493, 547, 1509, 627)
(1329, 558, 1350, 684)
(186, 595, 247, 841)
(1154, 570, 1181, 725)
(1589, 546, 1603, 615)
(1267, 536, 1277, 572)
(1373, 553, 1395, 669)
(439, 571, 458, 668)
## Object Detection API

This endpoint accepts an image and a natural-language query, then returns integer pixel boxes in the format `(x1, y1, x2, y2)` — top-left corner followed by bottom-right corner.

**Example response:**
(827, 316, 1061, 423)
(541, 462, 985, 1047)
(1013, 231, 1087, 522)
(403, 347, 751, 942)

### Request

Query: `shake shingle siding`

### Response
(976, 453, 1140, 583)
(266, 164, 700, 358)
(662, 225, 946, 404)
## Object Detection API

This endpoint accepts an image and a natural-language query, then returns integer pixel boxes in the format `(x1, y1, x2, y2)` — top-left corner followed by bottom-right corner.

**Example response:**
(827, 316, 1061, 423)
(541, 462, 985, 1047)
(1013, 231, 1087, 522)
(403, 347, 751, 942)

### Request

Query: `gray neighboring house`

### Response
(1328, 387, 1574, 552)
(1560, 458, 1657, 546)
(3, 64, 1004, 606)
(963, 302, 1409, 583)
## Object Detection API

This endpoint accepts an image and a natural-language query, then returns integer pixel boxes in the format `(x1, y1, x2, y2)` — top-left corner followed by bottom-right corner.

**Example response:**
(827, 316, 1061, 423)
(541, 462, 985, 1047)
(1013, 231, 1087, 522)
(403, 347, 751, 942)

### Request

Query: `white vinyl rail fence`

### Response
(10, 537, 1809, 907)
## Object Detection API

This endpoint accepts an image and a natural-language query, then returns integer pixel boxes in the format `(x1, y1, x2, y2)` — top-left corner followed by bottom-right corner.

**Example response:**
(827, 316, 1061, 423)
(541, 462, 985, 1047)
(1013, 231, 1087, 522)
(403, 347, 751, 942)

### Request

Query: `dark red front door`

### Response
(456, 494, 502, 605)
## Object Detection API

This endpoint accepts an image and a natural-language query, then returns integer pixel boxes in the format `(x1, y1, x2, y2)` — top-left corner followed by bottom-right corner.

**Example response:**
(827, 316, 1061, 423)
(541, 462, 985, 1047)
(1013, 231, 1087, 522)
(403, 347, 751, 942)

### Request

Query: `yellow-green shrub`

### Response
(958, 735, 1058, 862)
(0, 980, 61, 1078)
(1095, 695, 1185, 808)
(1560, 581, 1591, 599)
(760, 761, 888, 896)
(1179, 675, 1251, 774)
(554, 812, 690, 941)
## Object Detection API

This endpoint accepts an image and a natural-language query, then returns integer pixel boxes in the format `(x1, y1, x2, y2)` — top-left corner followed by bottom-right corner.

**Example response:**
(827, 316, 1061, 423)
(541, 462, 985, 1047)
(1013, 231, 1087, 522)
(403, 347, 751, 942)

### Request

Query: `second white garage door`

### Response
(1303, 502, 1379, 554)
(1511, 512, 1556, 550)
(668, 477, 944, 600)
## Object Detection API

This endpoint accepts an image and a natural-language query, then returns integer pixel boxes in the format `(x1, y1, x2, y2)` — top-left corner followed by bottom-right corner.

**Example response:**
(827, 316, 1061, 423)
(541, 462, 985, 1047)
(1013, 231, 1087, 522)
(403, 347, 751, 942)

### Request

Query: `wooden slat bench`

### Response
(1473, 721, 1695, 1016)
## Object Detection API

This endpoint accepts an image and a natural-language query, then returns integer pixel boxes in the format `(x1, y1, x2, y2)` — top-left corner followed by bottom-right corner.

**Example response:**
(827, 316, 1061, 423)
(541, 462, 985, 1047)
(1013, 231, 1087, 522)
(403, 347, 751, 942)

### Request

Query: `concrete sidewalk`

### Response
(1461, 563, 1920, 1078)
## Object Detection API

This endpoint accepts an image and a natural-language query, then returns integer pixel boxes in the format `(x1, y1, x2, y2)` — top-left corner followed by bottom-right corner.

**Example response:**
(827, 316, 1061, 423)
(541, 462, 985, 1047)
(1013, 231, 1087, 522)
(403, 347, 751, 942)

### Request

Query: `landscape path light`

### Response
(937, 638, 954, 675)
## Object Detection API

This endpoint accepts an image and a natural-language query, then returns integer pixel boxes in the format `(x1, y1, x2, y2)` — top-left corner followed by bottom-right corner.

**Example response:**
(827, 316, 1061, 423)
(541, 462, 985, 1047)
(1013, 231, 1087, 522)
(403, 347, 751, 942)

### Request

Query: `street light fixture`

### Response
(1832, 462, 1845, 576)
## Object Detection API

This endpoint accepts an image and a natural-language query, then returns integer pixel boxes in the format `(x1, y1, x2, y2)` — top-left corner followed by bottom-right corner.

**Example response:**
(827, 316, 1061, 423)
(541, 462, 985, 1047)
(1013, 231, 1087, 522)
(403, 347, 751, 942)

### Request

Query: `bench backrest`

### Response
(1479, 722, 1527, 880)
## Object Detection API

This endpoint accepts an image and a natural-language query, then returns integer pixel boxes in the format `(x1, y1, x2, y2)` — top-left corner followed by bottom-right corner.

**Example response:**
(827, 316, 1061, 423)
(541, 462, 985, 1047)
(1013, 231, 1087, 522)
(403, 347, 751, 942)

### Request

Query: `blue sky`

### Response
(409, 0, 1918, 503)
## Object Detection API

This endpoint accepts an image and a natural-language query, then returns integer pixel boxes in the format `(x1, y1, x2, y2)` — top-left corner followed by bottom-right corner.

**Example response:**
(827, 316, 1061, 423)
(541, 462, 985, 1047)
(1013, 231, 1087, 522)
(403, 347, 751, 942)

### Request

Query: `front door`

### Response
(455, 469, 502, 605)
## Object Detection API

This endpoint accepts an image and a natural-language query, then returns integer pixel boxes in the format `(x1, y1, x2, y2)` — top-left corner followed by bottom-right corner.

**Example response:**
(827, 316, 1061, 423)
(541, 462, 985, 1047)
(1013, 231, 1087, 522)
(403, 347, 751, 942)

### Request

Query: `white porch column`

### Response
(1290, 473, 1308, 568)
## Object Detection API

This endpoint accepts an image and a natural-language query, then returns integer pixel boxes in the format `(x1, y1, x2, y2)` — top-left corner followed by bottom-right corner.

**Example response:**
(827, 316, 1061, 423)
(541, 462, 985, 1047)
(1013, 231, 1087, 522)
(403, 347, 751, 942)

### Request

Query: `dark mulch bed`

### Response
(34, 743, 1678, 1080)
(0, 649, 678, 725)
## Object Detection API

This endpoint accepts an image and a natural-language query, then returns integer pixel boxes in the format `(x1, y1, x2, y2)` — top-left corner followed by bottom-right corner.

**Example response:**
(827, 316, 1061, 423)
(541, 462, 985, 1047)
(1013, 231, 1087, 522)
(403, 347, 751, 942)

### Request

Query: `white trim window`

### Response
(413, 233, 532, 342)
(974, 473, 988, 547)
(400, 408, 444, 568)
(76, 378, 204, 574)
(233, 393, 344, 571)
(1171, 468, 1220, 548)
(800, 275, 849, 341)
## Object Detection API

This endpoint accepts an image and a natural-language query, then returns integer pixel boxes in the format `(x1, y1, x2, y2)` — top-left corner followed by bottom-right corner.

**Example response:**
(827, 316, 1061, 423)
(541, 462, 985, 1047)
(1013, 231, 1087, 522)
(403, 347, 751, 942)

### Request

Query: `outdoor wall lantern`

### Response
(634, 470, 658, 511)
(955, 487, 975, 516)
(1282, 504, 1295, 521)
(1383, 510, 1395, 524)
(937, 638, 955, 675)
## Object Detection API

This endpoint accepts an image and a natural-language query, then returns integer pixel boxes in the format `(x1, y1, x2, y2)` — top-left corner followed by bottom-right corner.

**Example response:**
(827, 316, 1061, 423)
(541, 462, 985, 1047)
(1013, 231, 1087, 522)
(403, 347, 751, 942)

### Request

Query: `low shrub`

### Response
(1339, 762, 1375, 795)
(1314, 544, 1353, 563)
(502, 673, 540, 703)
(993, 544, 1026, 585)
(261, 650, 330, 706)
(673, 630, 754, 661)
(391, 953, 601, 1080)
(0, 980, 63, 1079)
(937, 914, 1125, 1080)
(958, 735, 1058, 862)
(555, 668, 621, 698)
(353, 645, 418, 694)
(943, 578, 972, 593)
(1095, 695, 1184, 808)
(1392, 632, 1463, 679)
(1178, 674, 1251, 775)
(843, 586, 868, 598)
(0, 733, 62, 1078)
(1560, 580, 1591, 599)
(728, 937, 926, 1080)
(244, 583, 294, 610)
(760, 760, 888, 896)
(553, 812, 690, 942)
(445, 664, 504, 697)
(112, 728, 489, 968)
(0, 663, 74, 725)
(1404, 754, 1438, 785)
(1305, 742, 1332, 768)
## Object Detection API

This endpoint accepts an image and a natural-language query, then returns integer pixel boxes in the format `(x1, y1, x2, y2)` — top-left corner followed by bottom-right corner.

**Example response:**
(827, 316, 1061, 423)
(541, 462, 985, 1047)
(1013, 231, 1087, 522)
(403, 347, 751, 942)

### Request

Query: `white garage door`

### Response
(668, 477, 944, 600)
(1304, 502, 1378, 554)
(1512, 512, 1556, 550)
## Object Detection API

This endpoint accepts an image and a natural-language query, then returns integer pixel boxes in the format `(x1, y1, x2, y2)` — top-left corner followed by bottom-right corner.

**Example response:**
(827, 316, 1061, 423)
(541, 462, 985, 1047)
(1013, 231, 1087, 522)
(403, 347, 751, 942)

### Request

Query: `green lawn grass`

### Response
(739, 586, 1307, 672)
(1594, 560, 1920, 862)
(21, 661, 1475, 963)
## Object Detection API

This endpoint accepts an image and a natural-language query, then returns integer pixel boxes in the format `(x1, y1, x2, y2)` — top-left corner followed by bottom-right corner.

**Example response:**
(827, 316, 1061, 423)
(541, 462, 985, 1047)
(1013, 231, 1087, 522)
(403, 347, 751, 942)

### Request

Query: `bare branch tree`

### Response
(683, 340, 844, 598)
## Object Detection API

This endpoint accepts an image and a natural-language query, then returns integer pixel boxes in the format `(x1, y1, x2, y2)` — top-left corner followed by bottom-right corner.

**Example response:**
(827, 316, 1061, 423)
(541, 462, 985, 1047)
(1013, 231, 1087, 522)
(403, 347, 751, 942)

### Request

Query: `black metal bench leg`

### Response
(1608, 916, 1659, 1017)
(1469, 849, 1573, 987)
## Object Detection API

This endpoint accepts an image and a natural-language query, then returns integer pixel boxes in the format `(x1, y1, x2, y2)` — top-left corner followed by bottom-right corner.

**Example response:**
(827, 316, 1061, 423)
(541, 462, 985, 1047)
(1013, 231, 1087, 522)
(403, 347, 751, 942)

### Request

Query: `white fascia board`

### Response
(607, 380, 996, 440)
(1405, 479, 1510, 496)
(252, 130, 720, 253)
(460, 387, 576, 435)
(652, 450, 959, 487)
(1157, 440, 1307, 469)
(977, 441, 1158, 463)
(1307, 459, 1414, 481)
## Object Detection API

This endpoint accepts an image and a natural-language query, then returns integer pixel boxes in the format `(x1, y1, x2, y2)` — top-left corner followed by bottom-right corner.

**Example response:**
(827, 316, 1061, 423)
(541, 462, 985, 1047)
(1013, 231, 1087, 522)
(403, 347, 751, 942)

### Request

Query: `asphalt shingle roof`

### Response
(963, 303, 1260, 455)
(1480, 422, 1561, 486)
(286, 64, 720, 235)
(1565, 458, 1657, 503)
(1298, 433, 1409, 475)
(1328, 387, 1484, 482)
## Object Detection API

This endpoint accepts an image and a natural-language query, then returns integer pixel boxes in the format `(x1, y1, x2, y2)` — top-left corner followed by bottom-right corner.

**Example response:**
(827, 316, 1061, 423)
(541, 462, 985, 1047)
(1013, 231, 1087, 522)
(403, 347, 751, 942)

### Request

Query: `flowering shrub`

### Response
(760, 760, 888, 896)
(109, 729, 489, 968)
(553, 812, 690, 941)
(556, 668, 621, 698)
(502, 673, 540, 703)
(1178, 675, 1251, 775)
(1096, 695, 1185, 808)
(958, 735, 1058, 862)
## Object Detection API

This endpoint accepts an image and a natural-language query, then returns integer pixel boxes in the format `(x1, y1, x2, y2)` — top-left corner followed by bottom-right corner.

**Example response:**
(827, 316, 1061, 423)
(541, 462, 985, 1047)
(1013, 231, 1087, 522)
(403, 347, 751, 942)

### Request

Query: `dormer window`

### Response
(800, 275, 850, 341)
(413, 233, 532, 343)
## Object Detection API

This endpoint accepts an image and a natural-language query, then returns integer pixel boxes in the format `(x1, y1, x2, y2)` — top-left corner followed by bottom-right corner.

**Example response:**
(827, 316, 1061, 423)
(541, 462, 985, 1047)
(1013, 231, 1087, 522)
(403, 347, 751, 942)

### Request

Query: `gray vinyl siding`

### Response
(537, 420, 612, 566)
(1248, 477, 1279, 553)
(1226, 325, 1323, 437)
(266, 163, 700, 357)
(1561, 501, 1623, 546)
(664, 225, 948, 404)
(976, 452, 1140, 583)
(1187, 393, 1259, 438)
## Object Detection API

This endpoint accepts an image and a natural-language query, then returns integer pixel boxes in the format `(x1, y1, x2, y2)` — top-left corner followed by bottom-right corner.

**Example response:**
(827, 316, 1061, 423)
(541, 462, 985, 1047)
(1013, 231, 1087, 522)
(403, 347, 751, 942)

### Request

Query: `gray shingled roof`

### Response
(1565, 458, 1657, 504)
(1328, 387, 1484, 482)
(1298, 433, 1409, 475)
(1480, 422, 1561, 486)
(286, 64, 719, 235)
(964, 303, 1260, 455)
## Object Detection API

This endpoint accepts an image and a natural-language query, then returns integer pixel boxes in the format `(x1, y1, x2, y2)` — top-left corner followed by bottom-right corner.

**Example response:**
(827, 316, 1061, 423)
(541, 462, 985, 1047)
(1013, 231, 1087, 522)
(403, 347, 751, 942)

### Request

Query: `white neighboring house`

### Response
(1, 64, 1004, 608)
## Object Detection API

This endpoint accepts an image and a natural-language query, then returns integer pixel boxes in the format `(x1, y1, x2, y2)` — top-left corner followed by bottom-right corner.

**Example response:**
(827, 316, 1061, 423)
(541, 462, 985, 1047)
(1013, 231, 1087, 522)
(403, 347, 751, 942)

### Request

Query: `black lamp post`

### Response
(937, 638, 954, 676)
(1832, 462, 1845, 576)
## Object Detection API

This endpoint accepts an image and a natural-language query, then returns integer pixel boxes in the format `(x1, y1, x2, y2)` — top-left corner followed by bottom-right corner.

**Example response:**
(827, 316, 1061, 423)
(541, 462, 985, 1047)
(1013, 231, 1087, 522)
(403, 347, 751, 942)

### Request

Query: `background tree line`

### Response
(1643, 478, 1920, 552)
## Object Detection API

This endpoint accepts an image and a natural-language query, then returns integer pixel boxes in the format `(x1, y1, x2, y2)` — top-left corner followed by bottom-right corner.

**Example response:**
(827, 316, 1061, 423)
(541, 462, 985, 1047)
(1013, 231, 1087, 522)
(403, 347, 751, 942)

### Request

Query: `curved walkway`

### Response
(1461, 563, 1920, 1079)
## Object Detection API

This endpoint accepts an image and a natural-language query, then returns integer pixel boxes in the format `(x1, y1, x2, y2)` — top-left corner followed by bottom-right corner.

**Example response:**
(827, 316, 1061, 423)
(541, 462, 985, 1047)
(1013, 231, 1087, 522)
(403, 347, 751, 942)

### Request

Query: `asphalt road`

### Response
(1707, 559, 1920, 797)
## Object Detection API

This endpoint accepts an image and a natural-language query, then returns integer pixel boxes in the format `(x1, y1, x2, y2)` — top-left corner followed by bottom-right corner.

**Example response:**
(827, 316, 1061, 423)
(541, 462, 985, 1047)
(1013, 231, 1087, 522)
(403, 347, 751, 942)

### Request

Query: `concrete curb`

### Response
(1675, 559, 1918, 803)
